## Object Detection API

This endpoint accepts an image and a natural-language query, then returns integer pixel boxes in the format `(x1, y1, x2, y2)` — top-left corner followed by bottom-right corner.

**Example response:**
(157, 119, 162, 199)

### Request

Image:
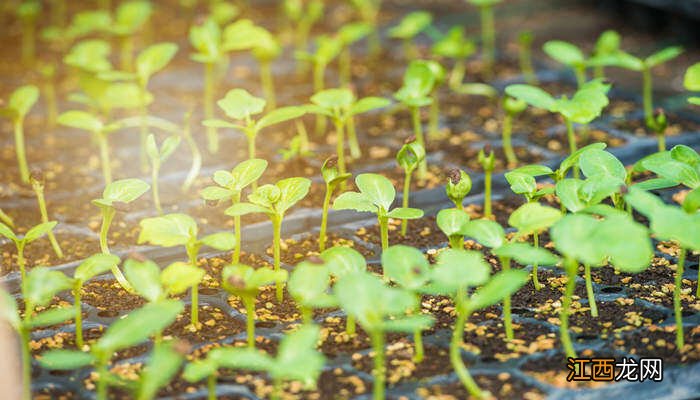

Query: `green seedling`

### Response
(420, 60, 447, 139)
(1, 267, 74, 400)
(184, 324, 324, 400)
(427, 249, 528, 398)
(463, 203, 560, 340)
(209, 1, 239, 25)
(505, 79, 611, 174)
(551, 209, 652, 359)
(29, 169, 63, 258)
(1, 85, 39, 183)
(201, 158, 268, 263)
(592, 30, 620, 79)
(226, 177, 311, 302)
(180, 110, 201, 192)
(382, 245, 432, 363)
(335, 271, 433, 400)
(505, 164, 555, 289)
(125, 257, 205, 305)
(204, 89, 305, 164)
(466, 0, 502, 79)
(501, 96, 527, 166)
(478, 144, 495, 218)
(626, 187, 700, 350)
(0, 221, 56, 281)
(39, 300, 183, 400)
(319, 156, 352, 251)
(437, 208, 470, 249)
(138, 213, 235, 328)
(288, 259, 335, 324)
(133, 340, 188, 400)
(333, 173, 424, 251)
(319, 246, 367, 335)
(337, 22, 371, 87)
(645, 108, 669, 151)
(543, 31, 620, 86)
(17, 0, 41, 65)
(518, 30, 537, 84)
(397, 138, 426, 236)
(432, 26, 476, 89)
(388, 11, 433, 59)
(72, 254, 121, 348)
(279, 133, 313, 161)
(348, 0, 383, 56)
(445, 168, 473, 210)
(146, 133, 181, 214)
(0, 209, 13, 228)
(283, 0, 324, 58)
(106, 1, 153, 71)
(685, 62, 700, 105)
(636, 145, 700, 196)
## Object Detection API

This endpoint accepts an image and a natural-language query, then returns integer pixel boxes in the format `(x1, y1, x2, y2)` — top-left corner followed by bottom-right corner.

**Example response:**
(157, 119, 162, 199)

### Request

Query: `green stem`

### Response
(99, 207, 115, 254)
(450, 59, 466, 89)
(204, 62, 218, 153)
(20, 325, 31, 400)
(14, 120, 29, 183)
(152, 163, 162, 214)
(260, 61, 276, 111)
(207, 374, 216, 400)
(139, 92, 149, 172)
(451, 293, 484, 398)
(565, 118, 579, 179)
(301, 306, 313, 325)
(120, 35, 134, 72)
(484, 170, 492, 218)
(232, 191, 242, 264)
(295, 119, 310, 154)
(520, 43, 537, 85)
(560, 257, 578, 359)
(413, 329, 424, 363)
(584, 263, 598, 317)
(642, 66, 653, 126)
(347, 116, 361, 159)
(574, 65, 586, 88)
(379, 215, 389, 253)
(411, 107, 427, 181)
(74, 283, 84, 348)
(400, 171, 412, 236)
(532, 232, 542, 290)
(96, 358, 108, 400)
(480, 5, 495, 80)
(428, 94, 440, 139)
(313, 63, 327, 135)
(334, 119, 347, 186)
(340, 46, 351, 87)
(272, 377, 283, 400)
(368, 26, 381, 57)
(369, 331, 385, 400)
(34, 185, 63, 258)
(502, 113, 517, 166)
(96, 133, 112, 185)
(500, 256, 513, 341)
(657, 132, 666, 152)
(272, 215, 283, 303)
(346, 315, 356, 336)
(181, 112, 201, 192)
(449, 235, 464, 250)
(188, 246, 199, 328)
(674, 248, 685, 350)
(319, 185, 332, 252)
(18, 242, 26, 283)
(244, 296, 256, 348)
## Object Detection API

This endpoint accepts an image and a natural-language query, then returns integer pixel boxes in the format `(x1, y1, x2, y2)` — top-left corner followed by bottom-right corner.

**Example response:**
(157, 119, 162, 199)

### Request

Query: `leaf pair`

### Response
(333, 173, 423, 220)
(201, 159, 268, 202)
(226, 177, 311, 218)
(125, 258, 205, 303)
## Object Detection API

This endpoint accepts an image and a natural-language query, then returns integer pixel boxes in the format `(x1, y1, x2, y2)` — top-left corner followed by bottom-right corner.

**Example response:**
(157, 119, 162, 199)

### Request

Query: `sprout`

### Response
(592, 30, 621, 79)
(333, 173, 424, 251)
(436, 208, 470, 249)
(684, 62, 700, 105)
(201, 158, 268, 263)
(337, 22, 372, 87)
(319, 246, 367, 335)
(0, 221, 57, 282)
(0, 208, 13, 228)
(543, 31, 620, 86)
(209, 1, 239, 25)
(1, 267, 74, 400)
(478, 144, 495, 218)
(204, 89, 305, 166)
(183, 324, 324, 400)
(0, 85, 39, 183)
(445, 168, 472, 210)
(29, 169, 63, 258)
(427, 249, 527, 398)
(16, 0, 41, 66)
(396, 138, 426, 236)
(39, 300, 183, 400)
(501, 96, 527, 166)
(146, 133, 181, 214)
(288, 259, 335, 324)
(319, 156, 351, 251)
(388, 11, 433, 59)
(432, 26, 476, 89)
(466, 0, 502, 79)
(518, 30, 537, 85)
(133, 340, 187, 400)
(180, 110, 202, 192)
(125, 257, 206, 305)
(348, 0, 383, 56)
(335, 271, 433, 400)
(283, 0, 325, 59)
(646, 108, 669, 151)
(106, 1, 153, 71)
(138, 213, 235, 328)
(226, 177, 311, 302)
(72, 254, 121, 348)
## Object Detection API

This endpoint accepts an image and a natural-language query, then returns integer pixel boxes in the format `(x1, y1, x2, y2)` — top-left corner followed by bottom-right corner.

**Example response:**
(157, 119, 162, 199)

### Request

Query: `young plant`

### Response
(29, 169, 63, 258)
(551, 209, 652, 359)
(1, 267, 74, 400)
(646, 108, 669, 151)
(478, 144, 495, 218)
(518, 30, 537, 85)
(204, 89, 305, 163)
(319, 156, 351, 251)
(106, 0, 153, 71)
(138, 213, 235, 328)
(335, 271, 433, 400)
(283, 0, 325, 58)
(348, 0, 383, 56)
(319, 246, 367, 335)
(436, 208, 470, 249)
(543, 31, 620, 86)
(445, 168, 473, 210)
(396, 138, 426, 236)
(39, 300, 183, 400)
(183, 324, 324, 400)
(501, 96, 527, 166)
(125, 257, 205, 304)
(427, 249, 528, 398)
(17, 0, 41, 66)
(146, 133, 181, 214)
(201, 158, 268, 263)
(225, 177, 311, 302)
(72, 254, 121, 348)
(388, 11, 433, 59)
(180, 110, 201, 192)
(420, 60, 447, 139)
(0, 85, 39, 183)
(337, 22, 371, 87)
(0, 221, 56, 281)
(591, 30, 620, 79)
(466, 0, 502, 79)
(432, 26, 476, 89)
(625, 187, 700, 350)
(132, 340, 187, 400)
(288, 259, 335, 324)
(333, 173, 424, 251)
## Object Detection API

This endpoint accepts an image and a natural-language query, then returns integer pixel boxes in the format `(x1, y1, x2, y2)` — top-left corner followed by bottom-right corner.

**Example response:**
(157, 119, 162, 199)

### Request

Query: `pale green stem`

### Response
(272, 215, 283, 302)
(347, 116, 361, 159)
(379, 215, 389, 253)
(74, 283, 84, 348)
(334, 119, 347, 190)
(450, 59, 466, 89)
(152, 163, 162, 215)
(99, 207, 115, 255)
(260, 61, 276, 110)
(565, 118, 579, 179)
(411, 107, 427, 181)
(204, 62, 218, 153)
(20, 325, 31, 400)
(313, 63, 327, 135)
(480, 5, 495, 80)
(500, 256, 514, 341)
(413, 329, 424, 363)
(584, 263, 598, 317)
(244, 296, 256, 348)
(574, 65, 586, 88)
(484, 169, 492, 218)
(520, 43, 537, 85)
(642, 66, 653, 125)
(502, 113, 517, 166)
(207, 375, 216, 400)
(400, 170, 411, 236)
(18, 242, 26, 283)
(187, 245, 199, 328)
(451, 292, 484, 398)
(232, 191, 242, 264)
(674, 248, 685, 350)
(428, 94, 440, 139)
(96, 357, 109, 400)
(139, 90, 149, 172)
(319, 185, 332, 252)
(34, 184, 63, 258)
(560, 257, 578, 359)
(449, 235, 464, 250)
(370, 331, 385, 400)
(14, 120, 30, 183)
(532, 232, 542, 290)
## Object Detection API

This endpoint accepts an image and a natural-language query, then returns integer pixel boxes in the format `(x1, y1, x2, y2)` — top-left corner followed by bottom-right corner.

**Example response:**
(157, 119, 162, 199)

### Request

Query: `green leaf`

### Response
(202, 118, 237, 128)
(136, 42, 178, 84)
(381, 245, 430, 290)
(256, 106, 305, 131)
(462, 219, 505, 249)
(58, 110, 103, 132)
(556, 179, 587, 213)
(493, 243, 558, 266)
(137, 341, 185, 400)
(160, 135, 181, 162)
(272, 323, 324, 382)
(504, 84, 556, 111)
(543, 40, 585, 66)
(189, 18, 221, 63)
(396, 141, 426, 172)
(0, 222, 17, 241)
(211, 347, 273, 372)
(504, 172, 536, 196)
(683, 187, 700, 213)
(74, 254, 121, 282)
(200, 232, 236, 251)
(320, 247, 366, 277)
(642, 152, 700, 189)
(430, 249, 490, 294)
(338, 22, 372, 45)
(288, 262, 335, 308)
(645, 46, 683, 68)
(161, 262, 204, 296)
(311, 88, 355, 110)
(684, 62, 700, 91)
(356, 173, 395, 211)
(386, 207, 423, 220)
(670, 145, 700, 167)
(551, 214, 606, 266)
(38, 350, 95, 370)
(113, 0, 152, 34)
(596, 215, 653, 272)
(23, 221, 57, 243)
(8, 85, 39, 118)
(0, 290, 20, 330)
(436, 208, 469, 237)
(593, 51, 643, 71)
(554, 79, 610, 124)
(274, 177, 311, 214)
(146, 134, 159, 161)
(558, 143, 607, 178)
(579, 149, 626, 180)
(230, 159, 268, 191)
(217, 89, 265, 120)
(388, 11, 432, 39)
(124, 258, 163, 303)
(222, 264, 287, 295)
(631, 178, 678, 191)
(29, 306, 76, 328)
(509, 203, 562, 237)
(432, 26, 475, 59)
(25, 267, 73, 307)
(332, 192, 377, 213)
(468, 270, 528, 311)
(349, 96, 391, 116)
(200, 186, 232, 201)
(225, 202, 271, 217)
(183, 359, 218, 383)
(101, 178, 150, 205)
(594, 30, 621, 56)
(138, 213, 197, 247)
(382, 314, 434, 333)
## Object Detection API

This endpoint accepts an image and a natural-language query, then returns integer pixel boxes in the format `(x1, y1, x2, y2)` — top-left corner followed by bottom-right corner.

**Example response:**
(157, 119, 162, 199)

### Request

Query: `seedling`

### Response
(518, 30, 537, 85)
(420, 60, 447, 139)
(348, 0, 383, 56)
(337, 22, 371, 87)
(209, 1, 239, 25)
(283, 0, 325, 58)
(201, 158, 268, 263)
(466, 0, 502, 79)
(388, 11, 433, 59)
(396, 138, 426, 236)
(0, 221, 56, 281)
(288, 259, 335, 324)
(204, 89, 305, 163)
(543, 31, 620, 86)
(125, 257, 205, 304)
(427, 249, 528, 398)
(72, 254, 121, 348)
(445, 168, 472, 211)
(1, 267, 74, 400)
(319, 156, 352, 251)
(335, 271, 433, 400)
(138, 213, 235, 327)
(382, 245, 431, 362)
(0, 85, 39, 183)
(319, 246, 367, 335)
(225, 177, 311, 302)
(646, 108, 669, 151)
(478, 144, 495, 218)
(505, 79, 611, 173)
(501, 96, 527, 166)
(184, 324, 324, 400)
(39, 300, 183, 400)
(591, 30, 620, 79)
(0, 208, 13, 228)
(432, 26, 476, 89)
(436, 208, 470, 249)
(133, 340, 188, 400)
(551, 209, 652, 359)
(17, 0, 41, 66)
(333, 173, 424, 251)
(29, 169, 63, 258)
(626, 187, 700, 350)
(106, 1, 153, 71)
(146, 133, 181, 214)
(684, 62, 700, 105)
